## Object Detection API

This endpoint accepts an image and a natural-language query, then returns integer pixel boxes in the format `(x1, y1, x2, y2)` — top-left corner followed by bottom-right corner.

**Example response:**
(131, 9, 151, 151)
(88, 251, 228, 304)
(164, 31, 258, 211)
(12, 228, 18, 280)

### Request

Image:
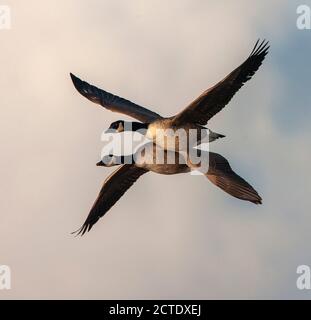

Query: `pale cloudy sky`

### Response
(0, 0, 311, 299)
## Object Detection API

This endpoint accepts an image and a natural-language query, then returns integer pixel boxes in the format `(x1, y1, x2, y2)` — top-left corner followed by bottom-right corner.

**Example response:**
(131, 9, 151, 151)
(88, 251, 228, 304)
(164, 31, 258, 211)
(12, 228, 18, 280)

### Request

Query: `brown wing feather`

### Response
(207, 152, 262, 204)
(70, 73, 162, 123)
(173, 40, 269, 126)
(73, 165, 148, 236)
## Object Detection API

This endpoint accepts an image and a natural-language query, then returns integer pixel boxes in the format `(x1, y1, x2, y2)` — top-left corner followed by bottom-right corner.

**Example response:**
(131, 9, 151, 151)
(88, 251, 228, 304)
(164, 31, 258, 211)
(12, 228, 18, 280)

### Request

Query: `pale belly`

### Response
(146, 123, 208, 152)
(133, 142, 190, 174)
(143, 163, 190, 175)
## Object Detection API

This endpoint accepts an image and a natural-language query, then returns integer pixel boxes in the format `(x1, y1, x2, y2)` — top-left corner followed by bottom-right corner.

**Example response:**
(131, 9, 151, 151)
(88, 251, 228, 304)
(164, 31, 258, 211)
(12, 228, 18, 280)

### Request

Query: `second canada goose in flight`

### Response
(74, 143, 262, 236)
(70, 39, 269, 151)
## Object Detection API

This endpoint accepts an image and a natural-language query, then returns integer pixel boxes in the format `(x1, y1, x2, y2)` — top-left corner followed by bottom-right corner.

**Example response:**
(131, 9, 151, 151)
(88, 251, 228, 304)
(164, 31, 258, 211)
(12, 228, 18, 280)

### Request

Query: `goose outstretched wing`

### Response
(207, 152, 262, 204)
(74, 164, 148, 236)
(70, 73, 162, 123)
(173, 40, 269, 126)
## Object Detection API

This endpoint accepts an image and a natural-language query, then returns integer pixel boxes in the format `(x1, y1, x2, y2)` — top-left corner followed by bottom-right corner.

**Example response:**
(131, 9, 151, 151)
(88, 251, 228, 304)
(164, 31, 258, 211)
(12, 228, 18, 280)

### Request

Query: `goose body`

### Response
(145, 119, 221, 151)
(104, 143, 190, 175)
(107, 119, 224, 151)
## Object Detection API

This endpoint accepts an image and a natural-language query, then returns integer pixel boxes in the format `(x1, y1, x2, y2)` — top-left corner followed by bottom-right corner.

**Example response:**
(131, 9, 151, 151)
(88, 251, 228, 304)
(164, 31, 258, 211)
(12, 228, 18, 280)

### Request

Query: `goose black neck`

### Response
(117, 155, 135, 164)
(131, 122, 149, 132)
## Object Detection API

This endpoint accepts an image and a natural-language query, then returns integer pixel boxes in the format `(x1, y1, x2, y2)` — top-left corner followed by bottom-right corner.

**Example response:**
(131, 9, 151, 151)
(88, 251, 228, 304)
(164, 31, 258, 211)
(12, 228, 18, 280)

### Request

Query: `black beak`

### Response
(96, 160, 104, 166)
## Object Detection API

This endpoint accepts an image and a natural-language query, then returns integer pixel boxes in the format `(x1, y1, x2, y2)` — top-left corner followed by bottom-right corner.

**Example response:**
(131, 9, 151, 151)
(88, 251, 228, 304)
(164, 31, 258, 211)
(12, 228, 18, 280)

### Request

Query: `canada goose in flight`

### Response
(70, 39, 269, 151)
(74, 143, 262, 236)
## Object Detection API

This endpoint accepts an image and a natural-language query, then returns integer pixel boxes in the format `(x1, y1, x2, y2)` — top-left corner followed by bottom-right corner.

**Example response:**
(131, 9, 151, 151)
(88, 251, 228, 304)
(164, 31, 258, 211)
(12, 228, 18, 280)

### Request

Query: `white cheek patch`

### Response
(118, 123, 124, 132)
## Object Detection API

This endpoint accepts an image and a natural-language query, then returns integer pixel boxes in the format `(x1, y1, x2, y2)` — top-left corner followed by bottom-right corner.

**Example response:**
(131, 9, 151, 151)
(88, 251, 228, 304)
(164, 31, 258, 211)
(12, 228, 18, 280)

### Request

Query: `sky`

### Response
(0, 0, 311, 299)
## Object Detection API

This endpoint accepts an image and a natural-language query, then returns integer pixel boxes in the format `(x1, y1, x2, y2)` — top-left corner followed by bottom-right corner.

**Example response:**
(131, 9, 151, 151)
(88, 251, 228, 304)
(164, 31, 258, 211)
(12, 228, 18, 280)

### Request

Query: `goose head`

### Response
(105, 121, 149, 134)
(105, 120, 126, 133)
(96, 155, 119, 167)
